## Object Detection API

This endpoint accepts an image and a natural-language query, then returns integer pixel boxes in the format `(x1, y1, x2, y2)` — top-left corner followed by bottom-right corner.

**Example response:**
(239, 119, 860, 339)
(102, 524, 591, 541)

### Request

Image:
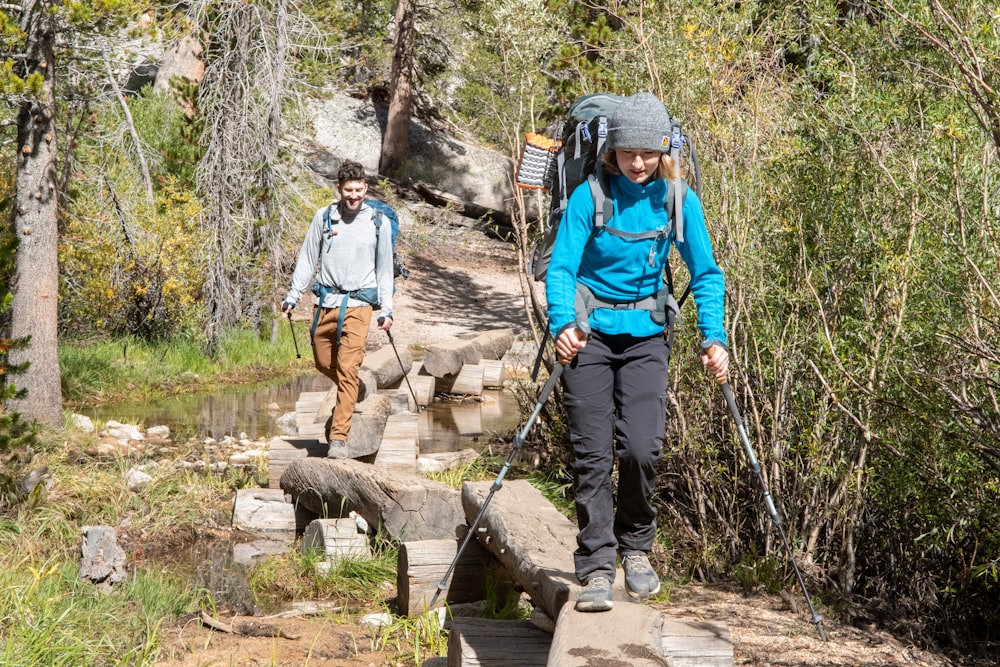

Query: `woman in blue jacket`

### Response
(546, 92, 730, 612)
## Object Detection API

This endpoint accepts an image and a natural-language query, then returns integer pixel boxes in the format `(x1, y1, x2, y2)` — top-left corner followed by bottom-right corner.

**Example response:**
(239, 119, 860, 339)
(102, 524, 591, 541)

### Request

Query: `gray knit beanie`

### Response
(606, 93, 672, 152)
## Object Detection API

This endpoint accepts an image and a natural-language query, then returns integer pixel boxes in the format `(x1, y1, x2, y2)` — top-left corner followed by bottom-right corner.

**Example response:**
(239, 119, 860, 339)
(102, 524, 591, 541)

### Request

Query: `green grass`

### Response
(0, 508, 200, 665)
(59, 321, 311, 406)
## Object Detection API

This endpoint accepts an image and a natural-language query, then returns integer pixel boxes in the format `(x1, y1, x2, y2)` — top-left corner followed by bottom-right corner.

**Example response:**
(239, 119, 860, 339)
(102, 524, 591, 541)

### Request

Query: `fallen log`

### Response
(412, 181, 516, 232)
(281, 457, 465, 542)
(478, 360, 505, 388)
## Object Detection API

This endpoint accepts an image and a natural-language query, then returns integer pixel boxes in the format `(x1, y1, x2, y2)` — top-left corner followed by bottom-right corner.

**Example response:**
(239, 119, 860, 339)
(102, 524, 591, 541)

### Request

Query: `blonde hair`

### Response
(601, 150, 680, 181)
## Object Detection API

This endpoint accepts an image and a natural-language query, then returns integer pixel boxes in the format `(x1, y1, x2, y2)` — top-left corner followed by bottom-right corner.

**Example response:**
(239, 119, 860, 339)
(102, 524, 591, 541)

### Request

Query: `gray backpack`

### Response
(529, 92, 700, 282)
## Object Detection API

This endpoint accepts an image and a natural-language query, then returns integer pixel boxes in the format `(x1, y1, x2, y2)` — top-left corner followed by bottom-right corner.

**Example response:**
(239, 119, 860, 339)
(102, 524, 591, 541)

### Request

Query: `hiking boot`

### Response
(327, 439, 347, 458)
(621, 550, 660, 599)
(574, 576, 613, 612)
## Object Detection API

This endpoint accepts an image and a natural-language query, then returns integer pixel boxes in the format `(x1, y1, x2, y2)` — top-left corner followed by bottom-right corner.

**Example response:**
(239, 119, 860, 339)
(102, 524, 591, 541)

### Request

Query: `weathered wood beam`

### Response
(460, 479, 578, 620)
(281, 457, 465, 541)
(547, 599, 665, 667)
(446, 618, 551, 667)
(423, 338, 483, 378)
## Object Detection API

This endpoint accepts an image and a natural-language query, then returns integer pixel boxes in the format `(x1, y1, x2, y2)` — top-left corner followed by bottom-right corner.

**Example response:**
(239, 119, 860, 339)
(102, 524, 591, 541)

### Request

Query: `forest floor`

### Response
(153, 217, 985, 667)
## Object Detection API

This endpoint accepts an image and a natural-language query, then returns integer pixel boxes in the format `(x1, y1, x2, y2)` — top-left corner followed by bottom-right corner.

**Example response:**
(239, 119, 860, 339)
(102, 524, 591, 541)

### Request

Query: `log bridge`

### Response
(268, 328, 733, 666)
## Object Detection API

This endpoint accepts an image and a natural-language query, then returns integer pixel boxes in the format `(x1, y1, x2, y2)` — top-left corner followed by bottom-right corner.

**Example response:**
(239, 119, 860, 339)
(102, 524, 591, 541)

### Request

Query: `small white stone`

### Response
(126, 468, 153, 491)
(360, 612, 392, 629)
(72, 414, 95, 433)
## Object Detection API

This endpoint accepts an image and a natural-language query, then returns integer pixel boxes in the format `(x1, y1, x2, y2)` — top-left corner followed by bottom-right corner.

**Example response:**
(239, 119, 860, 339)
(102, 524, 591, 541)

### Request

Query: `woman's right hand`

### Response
(555, 327, 588, 365)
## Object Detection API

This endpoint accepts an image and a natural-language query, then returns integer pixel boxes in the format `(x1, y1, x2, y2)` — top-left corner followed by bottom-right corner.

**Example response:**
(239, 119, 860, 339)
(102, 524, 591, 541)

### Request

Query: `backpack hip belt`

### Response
(575, 282, 679, 328)
(310, 283, 380, 345)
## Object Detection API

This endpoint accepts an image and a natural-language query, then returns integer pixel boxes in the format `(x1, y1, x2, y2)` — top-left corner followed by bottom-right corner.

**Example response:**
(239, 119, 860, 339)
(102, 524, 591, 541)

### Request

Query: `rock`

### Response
(309, 91, 514, 212)
(126, 467, 153, 490)
(72, 414, 95, 433)
(360, 612, 392, 629)
(146, 425, 170, 439)
(79, 526, 128, 593)
(105, 421, 145, 441)
(416, 457, 446, 475)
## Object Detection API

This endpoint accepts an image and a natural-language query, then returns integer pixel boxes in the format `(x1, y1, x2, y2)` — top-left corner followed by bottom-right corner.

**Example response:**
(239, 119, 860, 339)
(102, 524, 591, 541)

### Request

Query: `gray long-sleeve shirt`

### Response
(285, 202, 394, 319)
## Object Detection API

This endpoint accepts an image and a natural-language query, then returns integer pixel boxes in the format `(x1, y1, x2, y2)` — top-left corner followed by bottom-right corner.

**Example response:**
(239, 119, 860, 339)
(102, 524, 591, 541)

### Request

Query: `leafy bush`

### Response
(60, 181, 205, 340)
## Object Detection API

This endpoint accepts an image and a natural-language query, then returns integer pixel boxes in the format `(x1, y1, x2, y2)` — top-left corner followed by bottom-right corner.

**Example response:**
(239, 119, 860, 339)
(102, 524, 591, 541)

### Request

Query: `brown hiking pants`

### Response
(311, 305, 372, 440)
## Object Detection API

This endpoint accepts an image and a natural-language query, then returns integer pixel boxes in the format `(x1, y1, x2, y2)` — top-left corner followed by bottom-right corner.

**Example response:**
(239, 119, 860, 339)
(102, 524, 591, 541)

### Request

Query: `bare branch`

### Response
(102, 59, 154, 205)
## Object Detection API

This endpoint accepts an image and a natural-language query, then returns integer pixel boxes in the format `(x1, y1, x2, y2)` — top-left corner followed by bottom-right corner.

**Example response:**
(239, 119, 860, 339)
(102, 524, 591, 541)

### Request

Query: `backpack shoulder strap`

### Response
(666, 178, 688, 243)
(587, 172, 613, 231)
(323, 202, 335, 235)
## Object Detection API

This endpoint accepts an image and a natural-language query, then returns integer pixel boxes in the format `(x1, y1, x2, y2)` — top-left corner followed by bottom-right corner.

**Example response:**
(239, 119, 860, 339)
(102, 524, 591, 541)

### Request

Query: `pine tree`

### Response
(0, 200, 39, 509)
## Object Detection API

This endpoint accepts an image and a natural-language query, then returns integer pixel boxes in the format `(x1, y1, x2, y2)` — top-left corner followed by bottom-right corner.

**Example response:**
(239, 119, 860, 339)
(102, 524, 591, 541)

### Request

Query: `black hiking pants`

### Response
(562, 331, 670, 585)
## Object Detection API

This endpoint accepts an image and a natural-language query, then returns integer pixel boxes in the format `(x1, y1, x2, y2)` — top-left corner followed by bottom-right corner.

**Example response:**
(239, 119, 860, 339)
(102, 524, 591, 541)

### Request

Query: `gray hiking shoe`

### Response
(622, 551, 660, 599)
(327, 439, 347, 458)
(575, 576, 614, 612)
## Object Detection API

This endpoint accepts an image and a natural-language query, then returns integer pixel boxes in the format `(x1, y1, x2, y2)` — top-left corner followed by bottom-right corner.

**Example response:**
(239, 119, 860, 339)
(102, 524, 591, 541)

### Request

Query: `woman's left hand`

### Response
(701, 344, 730, 383)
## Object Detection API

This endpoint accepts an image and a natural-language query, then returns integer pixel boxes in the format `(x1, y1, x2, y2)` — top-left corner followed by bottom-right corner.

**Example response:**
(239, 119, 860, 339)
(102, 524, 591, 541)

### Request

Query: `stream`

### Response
(82, 372, 524, 452)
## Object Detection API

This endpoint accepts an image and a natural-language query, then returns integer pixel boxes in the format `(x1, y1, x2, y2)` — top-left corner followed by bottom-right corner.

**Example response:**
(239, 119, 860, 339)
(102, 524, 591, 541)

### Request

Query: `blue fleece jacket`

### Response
(545, 173, 727, 345)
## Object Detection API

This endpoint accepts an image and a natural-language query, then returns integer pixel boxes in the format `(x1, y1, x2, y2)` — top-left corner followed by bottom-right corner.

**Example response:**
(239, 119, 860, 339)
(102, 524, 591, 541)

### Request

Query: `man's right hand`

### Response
(281, 299, 296, 314)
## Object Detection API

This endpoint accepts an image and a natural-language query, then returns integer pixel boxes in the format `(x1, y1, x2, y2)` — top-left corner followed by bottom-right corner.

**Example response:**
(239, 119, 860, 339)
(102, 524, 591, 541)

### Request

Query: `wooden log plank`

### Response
(306, 370, 378, 426)
(397, 538, 492, 617)
(446, 618, 551, 667)
(437, 364, 485, 397)
(423, 338, 483, 378)
(232, 488, 297, 536)
(267, 437, 329, 489)
(374, 412, 418, 475)
(660, 619, 733, 667)
(327, 393, 391, 460)
(458, 329, 514, 361)
(547, 599, 664, 667)
(479, 359, 505, 388)
(311, 387, 337, 424)
(461, 479, 579, 620)
(280, 457, 465, 542)
(361, 344, 412, 389)
(406, 374, 436, 411)
(302, 518, 371, 560)
(295, 391, 327, 425)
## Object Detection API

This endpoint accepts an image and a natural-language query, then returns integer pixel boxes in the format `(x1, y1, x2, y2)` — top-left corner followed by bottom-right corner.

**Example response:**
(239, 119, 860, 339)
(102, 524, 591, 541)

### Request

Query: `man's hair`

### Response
(337, 160, 367, 185)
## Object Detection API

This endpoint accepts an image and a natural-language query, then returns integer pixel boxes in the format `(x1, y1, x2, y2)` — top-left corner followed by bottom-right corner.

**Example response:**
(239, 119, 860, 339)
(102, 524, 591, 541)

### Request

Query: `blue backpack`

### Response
(322, 199, 408, 279)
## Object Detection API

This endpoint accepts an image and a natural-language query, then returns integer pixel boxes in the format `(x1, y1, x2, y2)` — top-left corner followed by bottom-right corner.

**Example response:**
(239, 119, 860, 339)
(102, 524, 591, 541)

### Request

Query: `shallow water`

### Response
(83, 373, 524, 452)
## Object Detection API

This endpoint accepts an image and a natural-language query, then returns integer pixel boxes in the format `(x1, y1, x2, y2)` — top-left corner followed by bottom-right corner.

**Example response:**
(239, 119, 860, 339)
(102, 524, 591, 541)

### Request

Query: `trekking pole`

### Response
(429, 361, 566, 607)
(378, 318, 420, 413)
(719, 377, 828, 641)
(287, 312, 301, 359)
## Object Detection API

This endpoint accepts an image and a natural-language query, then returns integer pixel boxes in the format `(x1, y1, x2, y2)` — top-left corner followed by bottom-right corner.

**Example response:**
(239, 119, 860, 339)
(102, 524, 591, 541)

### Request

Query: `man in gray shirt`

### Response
(281, 160, 394, 451)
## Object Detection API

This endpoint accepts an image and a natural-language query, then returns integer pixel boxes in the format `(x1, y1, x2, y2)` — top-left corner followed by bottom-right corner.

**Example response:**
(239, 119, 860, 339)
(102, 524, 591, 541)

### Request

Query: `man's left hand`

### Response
(377, 316, 393, 331)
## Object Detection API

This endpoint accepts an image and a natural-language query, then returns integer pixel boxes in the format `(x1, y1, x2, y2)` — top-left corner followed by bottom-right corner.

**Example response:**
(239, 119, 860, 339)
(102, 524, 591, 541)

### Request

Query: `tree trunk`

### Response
(378, 0, 416, 178)
(7, 0, 62, 426)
